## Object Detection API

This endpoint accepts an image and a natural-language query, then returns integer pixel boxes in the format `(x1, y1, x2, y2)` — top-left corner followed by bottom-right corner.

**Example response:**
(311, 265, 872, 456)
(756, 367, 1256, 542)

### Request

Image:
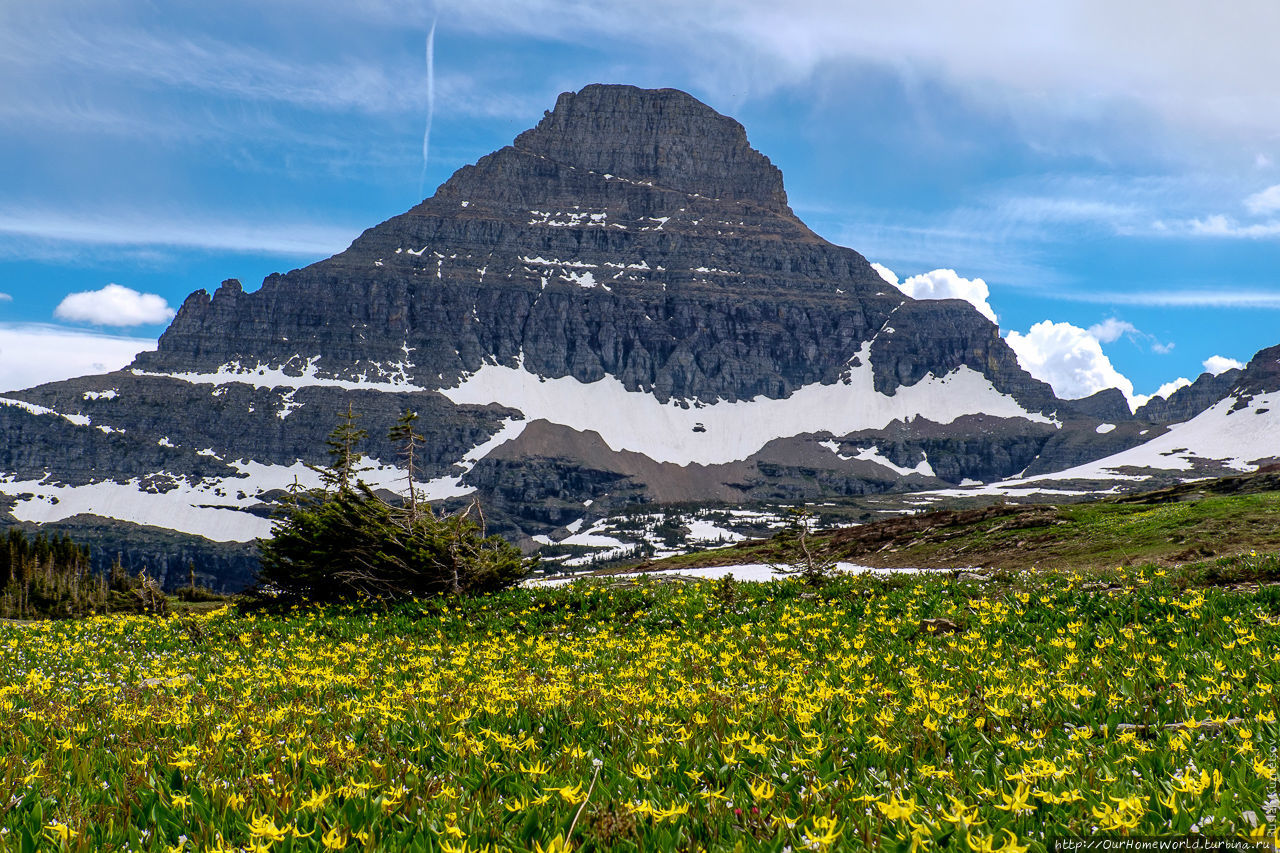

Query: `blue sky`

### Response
(3, 1, 1280, 407)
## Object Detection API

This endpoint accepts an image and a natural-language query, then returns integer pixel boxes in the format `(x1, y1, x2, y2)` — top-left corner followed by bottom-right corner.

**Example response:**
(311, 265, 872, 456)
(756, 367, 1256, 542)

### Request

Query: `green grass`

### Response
(2, 564, 1279, 852)
(628, 475, 1280, 576)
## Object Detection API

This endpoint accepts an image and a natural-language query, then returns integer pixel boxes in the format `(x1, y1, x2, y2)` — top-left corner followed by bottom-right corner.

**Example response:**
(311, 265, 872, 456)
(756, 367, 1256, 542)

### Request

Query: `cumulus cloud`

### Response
(1005, 320, 1138, 406)
(870, 263, 899, 286)
(872, 264, 998, 324)
(0, 324, 154, 392)
(1150, 377, 1193, 400)
(1203, 354, 1245, 375)
(53, 284, 175, 327)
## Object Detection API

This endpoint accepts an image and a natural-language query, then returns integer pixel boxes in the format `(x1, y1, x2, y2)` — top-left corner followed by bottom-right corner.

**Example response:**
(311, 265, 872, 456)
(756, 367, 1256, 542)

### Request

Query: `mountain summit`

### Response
(138, 84, 1044, 408)
(511, 84, 791, 211)
(2, 85, 1277, 587)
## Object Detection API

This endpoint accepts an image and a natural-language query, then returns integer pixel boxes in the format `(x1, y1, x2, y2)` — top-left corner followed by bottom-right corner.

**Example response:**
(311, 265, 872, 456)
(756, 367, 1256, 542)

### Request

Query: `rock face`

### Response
(0, 84, 1270, 586)
(136, 86, 1061, 413)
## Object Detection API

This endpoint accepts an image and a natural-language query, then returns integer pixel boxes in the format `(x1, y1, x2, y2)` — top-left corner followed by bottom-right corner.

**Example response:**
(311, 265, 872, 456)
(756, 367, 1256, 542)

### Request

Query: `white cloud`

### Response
(433, 0, 1280, 145)
(54, 284, 175, 327)
(1085, 317, 1175, 354)
(1005, 320, 1138, 407)
(1203, 354, 1245, 375)
(1186, 214, 1280, 238)
(0, 209, 357, 257)
(0, 25, 425, 118)
(1086, 318, 1139, 344)
(1150, 377, 1192, 400)
(0, 292, 11, 302)
(1059, 288, 1280, 309)
(1244, 184, 1280, 215)
(870, 262, 898, 286)
(0, 324, 154, 392)
(874, 264, 997, 324)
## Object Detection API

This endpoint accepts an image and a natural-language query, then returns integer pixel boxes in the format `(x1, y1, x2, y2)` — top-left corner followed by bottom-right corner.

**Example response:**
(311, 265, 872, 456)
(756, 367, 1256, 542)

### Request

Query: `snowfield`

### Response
(528, 562, 944, 586)
(442, 345, 1053, 466)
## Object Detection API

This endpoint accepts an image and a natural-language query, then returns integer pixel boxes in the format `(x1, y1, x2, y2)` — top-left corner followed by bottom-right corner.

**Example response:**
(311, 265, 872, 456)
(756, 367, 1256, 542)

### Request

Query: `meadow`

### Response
(1, 560, 1278, 852)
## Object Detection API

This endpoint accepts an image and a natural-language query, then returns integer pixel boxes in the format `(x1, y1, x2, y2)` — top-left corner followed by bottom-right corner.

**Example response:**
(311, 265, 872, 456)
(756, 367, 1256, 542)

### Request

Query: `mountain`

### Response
(1, 84, 1277, 587)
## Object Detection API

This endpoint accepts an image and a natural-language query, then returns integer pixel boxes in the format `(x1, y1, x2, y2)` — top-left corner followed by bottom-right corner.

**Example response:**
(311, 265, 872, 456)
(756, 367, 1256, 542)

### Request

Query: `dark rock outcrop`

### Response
(135, 85, 1054, 411)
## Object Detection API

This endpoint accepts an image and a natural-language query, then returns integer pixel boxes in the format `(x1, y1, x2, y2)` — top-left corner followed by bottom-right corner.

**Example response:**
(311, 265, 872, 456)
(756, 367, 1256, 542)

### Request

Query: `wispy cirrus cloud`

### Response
(0, 24, 422, 116)
(0, 209, 359, 258)
(1086, 317, 1175, 354)
(0, 12, 535, 123)
(1243, 184, 1280, 215)
(0, 323, 154, 392)
(1183, 215, 1280, 239)
(432, 0, 1280, 146)
(1061, 288, 1280, 309)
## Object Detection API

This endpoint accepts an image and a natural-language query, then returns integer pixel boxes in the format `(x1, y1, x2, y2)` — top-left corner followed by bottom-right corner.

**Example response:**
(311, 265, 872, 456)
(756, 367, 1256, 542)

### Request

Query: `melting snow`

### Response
(531, 562, 941, 586)
(1096, 423, 1116, 434)
(685, 518, 746, 545)
(561, 270, 599, 288)
(441, 345, 1051, 466)
(920, 392, 1280, 499)
(83, 390, 118, 401)
(1024, 392, 1280, 479)
(133, 355, 426, 393)
(819, 440, 935, 477)
(277, 389, 303, 419)
(527, 210, 611, 228)
(0, 414, 528, 542)
(1, 475, 275, 542)
(0, 396, 90, 427)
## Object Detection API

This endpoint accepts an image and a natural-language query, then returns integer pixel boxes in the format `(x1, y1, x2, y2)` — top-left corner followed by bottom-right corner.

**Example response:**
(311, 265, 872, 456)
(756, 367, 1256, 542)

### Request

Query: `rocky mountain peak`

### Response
(509, 84, 790, 212)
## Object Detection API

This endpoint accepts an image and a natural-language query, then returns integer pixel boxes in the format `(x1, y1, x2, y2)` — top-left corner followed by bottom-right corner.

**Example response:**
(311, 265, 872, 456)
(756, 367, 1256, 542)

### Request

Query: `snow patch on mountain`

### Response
(4, 475, 275, 542)
(0, 396, 90, 427)
(133, 355, 426, 392)
(922, 391, 1280, 501)
(0, 416, 527, 542)
(442, 346, 1053, 466)
(1027, 392, 1280, 478)
(820, 440, 935, 477)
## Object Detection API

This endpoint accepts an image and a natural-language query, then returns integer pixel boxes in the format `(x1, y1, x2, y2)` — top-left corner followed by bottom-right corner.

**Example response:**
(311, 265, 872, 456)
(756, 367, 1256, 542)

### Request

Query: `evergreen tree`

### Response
(0, 527, 108, 619)
(255, 409, 530, 605)
(388, 408, 426, 522)
(314, 403, 369, 491)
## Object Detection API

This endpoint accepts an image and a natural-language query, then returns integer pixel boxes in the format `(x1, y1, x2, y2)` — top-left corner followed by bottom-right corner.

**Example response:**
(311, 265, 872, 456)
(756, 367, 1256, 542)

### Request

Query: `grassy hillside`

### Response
(2, 564, 1278, 851)
(636, 471, 1280, 576)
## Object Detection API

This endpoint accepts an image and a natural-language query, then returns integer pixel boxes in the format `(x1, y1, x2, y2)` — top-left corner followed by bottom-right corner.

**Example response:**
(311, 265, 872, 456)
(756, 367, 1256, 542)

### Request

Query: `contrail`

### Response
(419, 17, 437, 200)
